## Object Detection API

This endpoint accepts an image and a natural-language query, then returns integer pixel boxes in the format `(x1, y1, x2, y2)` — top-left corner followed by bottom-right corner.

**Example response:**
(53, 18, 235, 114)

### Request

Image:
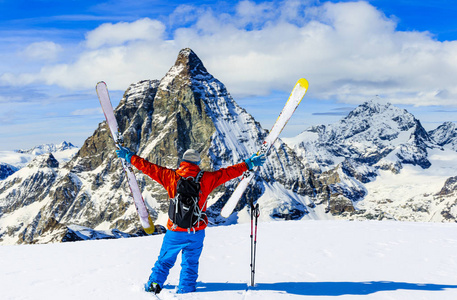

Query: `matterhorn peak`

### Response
(159, 48, 211, 90)
(174, 48, 209, 76)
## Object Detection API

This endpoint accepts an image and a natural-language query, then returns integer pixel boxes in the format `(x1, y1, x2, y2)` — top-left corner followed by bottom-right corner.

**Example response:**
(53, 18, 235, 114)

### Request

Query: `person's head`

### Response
(182, 149, 201, 165)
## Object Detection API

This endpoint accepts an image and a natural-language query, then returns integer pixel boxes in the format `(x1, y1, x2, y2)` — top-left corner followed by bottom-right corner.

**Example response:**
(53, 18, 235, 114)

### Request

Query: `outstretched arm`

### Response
(115, 146, 177, 189)
(130, 155, 178, 192)
(205, 153, 266, 191)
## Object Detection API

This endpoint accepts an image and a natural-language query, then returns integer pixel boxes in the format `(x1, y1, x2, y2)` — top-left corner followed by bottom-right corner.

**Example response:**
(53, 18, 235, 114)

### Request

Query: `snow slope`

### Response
(353, 147, 457, 222)
(1, 220, 457, 300)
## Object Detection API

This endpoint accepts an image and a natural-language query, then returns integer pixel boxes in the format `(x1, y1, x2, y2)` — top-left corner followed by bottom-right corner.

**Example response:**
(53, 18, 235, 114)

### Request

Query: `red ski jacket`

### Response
(131, 155, 248, 232)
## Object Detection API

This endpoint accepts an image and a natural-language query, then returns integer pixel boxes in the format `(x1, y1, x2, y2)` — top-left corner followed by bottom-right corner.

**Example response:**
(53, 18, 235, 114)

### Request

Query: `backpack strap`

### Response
(195, 170, 204, 184)
(192, 170, 206, 229)
(181, 170, 203, 183)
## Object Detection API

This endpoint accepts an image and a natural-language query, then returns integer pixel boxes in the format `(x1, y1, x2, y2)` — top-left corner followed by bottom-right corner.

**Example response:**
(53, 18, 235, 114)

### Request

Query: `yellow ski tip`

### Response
(143, 216, 155, 235)
(297, 78, 309, 89)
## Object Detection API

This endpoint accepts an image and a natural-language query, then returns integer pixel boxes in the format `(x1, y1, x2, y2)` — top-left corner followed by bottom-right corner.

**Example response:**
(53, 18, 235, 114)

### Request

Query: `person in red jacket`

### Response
(116, 147, 265, 294)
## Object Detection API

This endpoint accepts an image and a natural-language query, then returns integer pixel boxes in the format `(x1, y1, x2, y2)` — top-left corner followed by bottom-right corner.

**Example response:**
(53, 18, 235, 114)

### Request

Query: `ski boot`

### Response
(145, 282, 162, 294)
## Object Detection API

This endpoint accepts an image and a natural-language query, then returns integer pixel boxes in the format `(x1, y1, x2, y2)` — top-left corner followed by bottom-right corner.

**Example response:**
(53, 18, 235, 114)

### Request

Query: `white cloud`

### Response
(2, 0, 457, 107)
(85, 17, 166, 49)
(235, 0, 276, 27)
(22, 41, 62, 61)
(169, 4, 201, 25)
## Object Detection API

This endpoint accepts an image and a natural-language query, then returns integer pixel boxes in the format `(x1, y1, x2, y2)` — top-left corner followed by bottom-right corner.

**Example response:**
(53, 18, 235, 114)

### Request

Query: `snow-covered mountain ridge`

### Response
(0, 141, 79, 172)
(16, 141, 77, 155)
(284, 100, 436, 174)
(429, 121, 457, 151)
(283, 100, 457, 222)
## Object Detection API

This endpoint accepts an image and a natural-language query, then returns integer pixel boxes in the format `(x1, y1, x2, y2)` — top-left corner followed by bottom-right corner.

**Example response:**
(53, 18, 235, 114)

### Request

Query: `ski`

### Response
(96, 81, 155, 234)
(221, 78, 309, 218)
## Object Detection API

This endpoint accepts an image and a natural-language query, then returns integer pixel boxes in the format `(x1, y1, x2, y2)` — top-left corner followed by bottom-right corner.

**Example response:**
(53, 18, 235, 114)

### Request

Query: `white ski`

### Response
(96, 81, 155, 234)
(221, 78, 309, 218)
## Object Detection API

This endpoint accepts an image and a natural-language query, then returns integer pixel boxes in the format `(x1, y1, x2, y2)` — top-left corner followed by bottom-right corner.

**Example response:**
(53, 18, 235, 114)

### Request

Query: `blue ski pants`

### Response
(148, 229, 205, 293)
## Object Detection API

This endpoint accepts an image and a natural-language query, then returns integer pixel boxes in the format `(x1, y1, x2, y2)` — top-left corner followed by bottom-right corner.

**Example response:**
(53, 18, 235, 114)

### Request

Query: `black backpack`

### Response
(168, 171, 205, 229)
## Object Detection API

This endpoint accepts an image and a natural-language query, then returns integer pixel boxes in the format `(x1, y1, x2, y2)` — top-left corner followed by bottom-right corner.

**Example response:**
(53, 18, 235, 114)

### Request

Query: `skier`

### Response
(115, 147, 265, 294)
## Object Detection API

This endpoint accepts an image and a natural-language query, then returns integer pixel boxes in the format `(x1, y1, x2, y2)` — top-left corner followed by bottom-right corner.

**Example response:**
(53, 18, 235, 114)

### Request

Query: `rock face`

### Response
(0, 163, 18, 180)
(438, 176, 457, 196)
(0, 48, 310, 245)
(429, 122, 457, 151)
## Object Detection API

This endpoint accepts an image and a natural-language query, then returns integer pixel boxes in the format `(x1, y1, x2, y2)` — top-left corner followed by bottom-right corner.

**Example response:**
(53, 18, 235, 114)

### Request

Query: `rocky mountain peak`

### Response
(16, 141, 77, 155)
(441, 121, 456, 130)
(28, 153, 59, 169)
(348, 99, 390, 116)
(284, 97, 438, 200)
(345, 99, 412, 126)
(429, 121, 457, 148)
(159, 48, 210, 91)
(175, 48, 208, 76)
(326, 99, 418, 144)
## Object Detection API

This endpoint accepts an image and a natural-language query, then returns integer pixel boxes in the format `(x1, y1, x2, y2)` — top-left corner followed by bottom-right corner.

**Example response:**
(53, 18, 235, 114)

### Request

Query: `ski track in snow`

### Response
(1, 220, 457, 300)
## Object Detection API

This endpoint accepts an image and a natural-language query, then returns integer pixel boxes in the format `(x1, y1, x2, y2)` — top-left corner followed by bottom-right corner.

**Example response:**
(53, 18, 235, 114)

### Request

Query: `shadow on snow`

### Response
(195, 281, 457, 296)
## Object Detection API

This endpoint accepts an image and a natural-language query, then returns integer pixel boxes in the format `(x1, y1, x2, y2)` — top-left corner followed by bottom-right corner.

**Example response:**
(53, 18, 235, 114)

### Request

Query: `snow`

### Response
(0, 141, 78, 169)
(0, 150, 36, 168)
(358, 148, 457, 221)
(282, 101, 427, 173)
(159, 63, 185, 91)
(1, 220, 457, 300)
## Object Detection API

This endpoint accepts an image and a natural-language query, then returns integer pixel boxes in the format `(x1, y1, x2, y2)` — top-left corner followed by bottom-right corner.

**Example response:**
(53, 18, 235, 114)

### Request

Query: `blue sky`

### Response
(1, 0, 457, 151)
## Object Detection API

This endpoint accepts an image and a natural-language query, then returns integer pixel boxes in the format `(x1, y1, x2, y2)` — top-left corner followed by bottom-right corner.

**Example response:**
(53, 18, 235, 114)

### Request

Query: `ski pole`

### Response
(251, 202, 260, 287)
(250, 198, 255, 286)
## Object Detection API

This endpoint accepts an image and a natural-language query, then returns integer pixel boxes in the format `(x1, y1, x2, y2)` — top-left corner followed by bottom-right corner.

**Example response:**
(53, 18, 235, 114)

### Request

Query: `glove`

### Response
(245, 153, 266, 170)
(115, 146, 134, 163)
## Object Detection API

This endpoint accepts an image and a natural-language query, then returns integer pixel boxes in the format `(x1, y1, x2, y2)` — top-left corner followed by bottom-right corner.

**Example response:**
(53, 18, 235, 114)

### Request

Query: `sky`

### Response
(1, 0, 457, 151)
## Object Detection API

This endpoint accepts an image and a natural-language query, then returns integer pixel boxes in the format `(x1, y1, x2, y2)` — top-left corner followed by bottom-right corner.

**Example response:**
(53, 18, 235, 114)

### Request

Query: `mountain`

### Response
(285, 100, 436, 174)
(0, 141, 79, 173)
(284, 100, 437, 204)
(0, 163, 18, 180)
(429, 121, 457, 151)
(16, 141, 78, 155)
(0, 48, 313, 245)
(284, 101, 457, 222)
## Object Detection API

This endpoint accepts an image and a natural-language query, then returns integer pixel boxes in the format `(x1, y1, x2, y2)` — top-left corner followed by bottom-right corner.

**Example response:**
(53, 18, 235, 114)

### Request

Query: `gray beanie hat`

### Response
(182, 149, 201, 164)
